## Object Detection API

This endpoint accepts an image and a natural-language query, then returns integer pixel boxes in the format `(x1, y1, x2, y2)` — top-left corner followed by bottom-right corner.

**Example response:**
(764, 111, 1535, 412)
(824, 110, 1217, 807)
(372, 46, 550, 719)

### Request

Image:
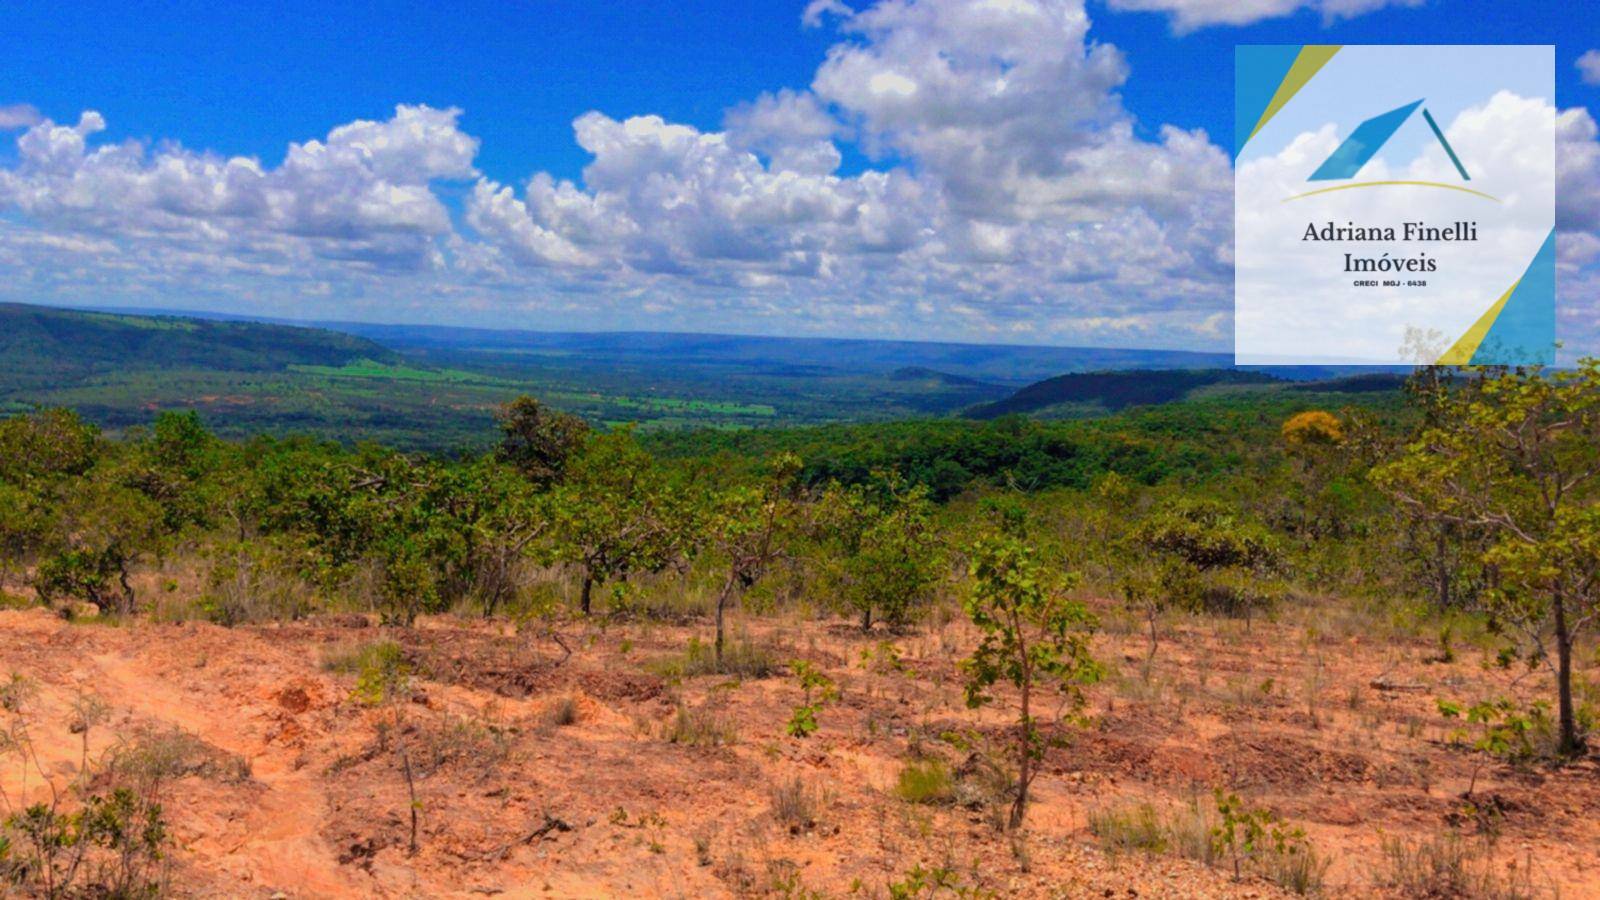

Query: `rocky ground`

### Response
(0, 597, 1594, 898)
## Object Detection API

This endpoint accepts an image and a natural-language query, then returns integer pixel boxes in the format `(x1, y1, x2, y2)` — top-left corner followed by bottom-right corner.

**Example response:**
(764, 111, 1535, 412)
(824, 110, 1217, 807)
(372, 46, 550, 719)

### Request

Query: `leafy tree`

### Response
(255, 447, 452, 624)
(1281, 410, 1345, 450)
(960, 503, 1099, 830)
(705, 452, 804, 669)
(815, 473, 945, 630)
(443, 459, 548, 617)
(119, 410, 224, 534)
(0, 408, 99, 487)
(0, 483, 46, 594)
(1373, 362, 1600, 756)
(549, 430, 688, 616)
(1380, 369, 1490, 611)
(1135, 498, 1279, 572)
(495, 396, 589, 487)
(33, 478, 163, 616)
(1133, 498, 1282, 619)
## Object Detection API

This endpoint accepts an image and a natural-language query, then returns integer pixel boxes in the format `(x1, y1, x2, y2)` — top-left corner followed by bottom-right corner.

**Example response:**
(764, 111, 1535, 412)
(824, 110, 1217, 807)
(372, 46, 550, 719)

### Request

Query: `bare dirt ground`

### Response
(1, 599, 1596, 898)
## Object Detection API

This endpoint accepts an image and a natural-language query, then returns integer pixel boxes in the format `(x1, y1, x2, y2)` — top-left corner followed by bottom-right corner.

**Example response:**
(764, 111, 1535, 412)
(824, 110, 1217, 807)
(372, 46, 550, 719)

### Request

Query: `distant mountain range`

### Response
(0, 301, 1409, 444)
(79, 304, 1236, 385)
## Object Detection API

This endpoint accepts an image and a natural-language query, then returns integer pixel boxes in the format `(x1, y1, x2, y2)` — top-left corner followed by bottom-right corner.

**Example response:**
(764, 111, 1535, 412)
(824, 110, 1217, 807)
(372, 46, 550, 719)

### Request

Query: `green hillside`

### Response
(964, 369, 1284, 419)
(0, 303, 1406, 449)
(0, 303, 400, 387)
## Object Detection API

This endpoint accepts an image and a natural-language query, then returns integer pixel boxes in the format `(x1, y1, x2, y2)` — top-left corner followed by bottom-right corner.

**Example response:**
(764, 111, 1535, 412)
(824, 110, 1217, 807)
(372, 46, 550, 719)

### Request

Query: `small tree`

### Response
(1385, 369, 1489, 611)
(495, 396, 589, 488)
(816, 473, 944, 631)
(1281, 410, 1345, 450)
(705, 453, 803, 669)
(121, 410, 223, 534)
(424, 458, 547, 618)
(960, 504, 1099, 830)
(1133, 498, 1282, 621)
(0, 408, 99, 487)
(1373, 362, 1600, 757)
(33, 478, 163, 616)
(351, 641, 422, 856)
(0, 483, 46, 593)
(549, 429, 687, 616)
(0, 409, 101, 595)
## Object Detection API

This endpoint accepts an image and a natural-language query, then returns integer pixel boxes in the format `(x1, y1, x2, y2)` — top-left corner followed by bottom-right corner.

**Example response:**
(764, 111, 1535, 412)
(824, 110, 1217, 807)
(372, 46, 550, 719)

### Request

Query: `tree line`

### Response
(2, 362, 1599, 761)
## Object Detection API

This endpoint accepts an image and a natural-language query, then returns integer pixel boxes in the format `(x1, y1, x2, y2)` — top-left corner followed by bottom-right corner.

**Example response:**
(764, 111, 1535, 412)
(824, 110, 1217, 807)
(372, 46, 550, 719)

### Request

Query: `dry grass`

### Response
(769, 775, 823, 833)
(1377, 832, 1550, 899)
(661, 702, 738, 747)
(540, 694, 579, 728)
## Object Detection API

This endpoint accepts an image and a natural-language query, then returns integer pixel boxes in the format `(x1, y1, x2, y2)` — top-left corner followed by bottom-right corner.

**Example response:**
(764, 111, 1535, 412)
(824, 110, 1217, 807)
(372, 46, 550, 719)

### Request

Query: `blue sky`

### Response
(2, 0, 1599, 351)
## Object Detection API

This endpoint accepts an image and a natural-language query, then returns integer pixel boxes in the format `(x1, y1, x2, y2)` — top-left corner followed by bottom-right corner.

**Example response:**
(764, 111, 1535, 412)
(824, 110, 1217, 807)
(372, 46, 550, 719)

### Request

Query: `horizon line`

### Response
(2, 299, 1233, 359)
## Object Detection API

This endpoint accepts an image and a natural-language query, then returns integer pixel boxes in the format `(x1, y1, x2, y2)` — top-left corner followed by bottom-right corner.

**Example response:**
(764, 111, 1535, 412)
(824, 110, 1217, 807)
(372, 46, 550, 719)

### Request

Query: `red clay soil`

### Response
(0, 603, 1595, 898)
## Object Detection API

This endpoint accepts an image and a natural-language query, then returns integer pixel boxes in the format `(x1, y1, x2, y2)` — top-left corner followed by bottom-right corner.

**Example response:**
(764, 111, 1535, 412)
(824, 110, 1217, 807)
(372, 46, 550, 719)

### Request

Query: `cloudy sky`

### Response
(2, 0, 1598, 352)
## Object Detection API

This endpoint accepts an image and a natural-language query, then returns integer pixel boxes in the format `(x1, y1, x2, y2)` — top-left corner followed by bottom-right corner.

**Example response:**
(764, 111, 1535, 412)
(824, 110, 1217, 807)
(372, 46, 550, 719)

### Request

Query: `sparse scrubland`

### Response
(1, 365, 1599, 897)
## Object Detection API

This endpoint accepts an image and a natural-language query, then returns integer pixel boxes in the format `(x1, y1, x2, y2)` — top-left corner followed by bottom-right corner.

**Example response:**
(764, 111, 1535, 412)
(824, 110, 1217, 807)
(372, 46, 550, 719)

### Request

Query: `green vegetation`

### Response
(7, 351, 1600, 868)
(893, 758, 955, 805)
(960, 502, 1101, 829)
(785, 660, 839, 738)
(0, 302, 1387, 449)
(1374, 362, 1600, 755)
(965, 368, 1281, 419)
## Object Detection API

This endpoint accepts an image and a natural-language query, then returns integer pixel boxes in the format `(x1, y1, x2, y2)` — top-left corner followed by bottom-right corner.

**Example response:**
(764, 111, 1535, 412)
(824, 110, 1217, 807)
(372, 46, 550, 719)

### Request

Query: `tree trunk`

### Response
(1146, 607, 1159, 665)
(400, 743, 419, 856)
(116, 565, 136, 617)
(579, 573, 593, 617)
(714, 577, 735, 670)
(1435, 531, 1452, 609)
(1010, 676, 1031, 831)
(1554, 596, 1582, 756)
(861, 606, 872, 632)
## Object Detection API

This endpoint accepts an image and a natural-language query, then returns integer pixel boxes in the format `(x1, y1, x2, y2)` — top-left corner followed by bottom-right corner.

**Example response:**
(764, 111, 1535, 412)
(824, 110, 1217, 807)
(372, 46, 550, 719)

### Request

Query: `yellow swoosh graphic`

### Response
(1282, 180, 1500, 203)
(1248, 45, 1342, 146)
(1438, 279, 1520, 365)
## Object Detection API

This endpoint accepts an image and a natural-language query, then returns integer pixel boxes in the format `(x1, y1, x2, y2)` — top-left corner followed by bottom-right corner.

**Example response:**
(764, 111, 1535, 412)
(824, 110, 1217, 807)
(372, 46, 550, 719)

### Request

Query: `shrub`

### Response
(785, 660, 838, 738)
(2, 789, 169, 898)
(200, 541, 314, 625)
(1088, 796, 1322, 894)
(321, 639, 406, 677)
(1211, 791, 1326, 895)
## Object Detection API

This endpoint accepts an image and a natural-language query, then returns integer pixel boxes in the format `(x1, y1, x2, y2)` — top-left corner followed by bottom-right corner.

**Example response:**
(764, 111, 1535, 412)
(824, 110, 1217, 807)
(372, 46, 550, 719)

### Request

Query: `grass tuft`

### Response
(894, 758, 955, 805)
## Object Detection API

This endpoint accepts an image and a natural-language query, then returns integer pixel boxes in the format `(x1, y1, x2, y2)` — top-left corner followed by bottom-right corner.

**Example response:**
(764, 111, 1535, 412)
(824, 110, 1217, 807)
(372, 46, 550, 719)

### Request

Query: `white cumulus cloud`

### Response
(2, 0, 1598, 352)
(0, 103, 42, 130)
(1579, 50, 1600, 86)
